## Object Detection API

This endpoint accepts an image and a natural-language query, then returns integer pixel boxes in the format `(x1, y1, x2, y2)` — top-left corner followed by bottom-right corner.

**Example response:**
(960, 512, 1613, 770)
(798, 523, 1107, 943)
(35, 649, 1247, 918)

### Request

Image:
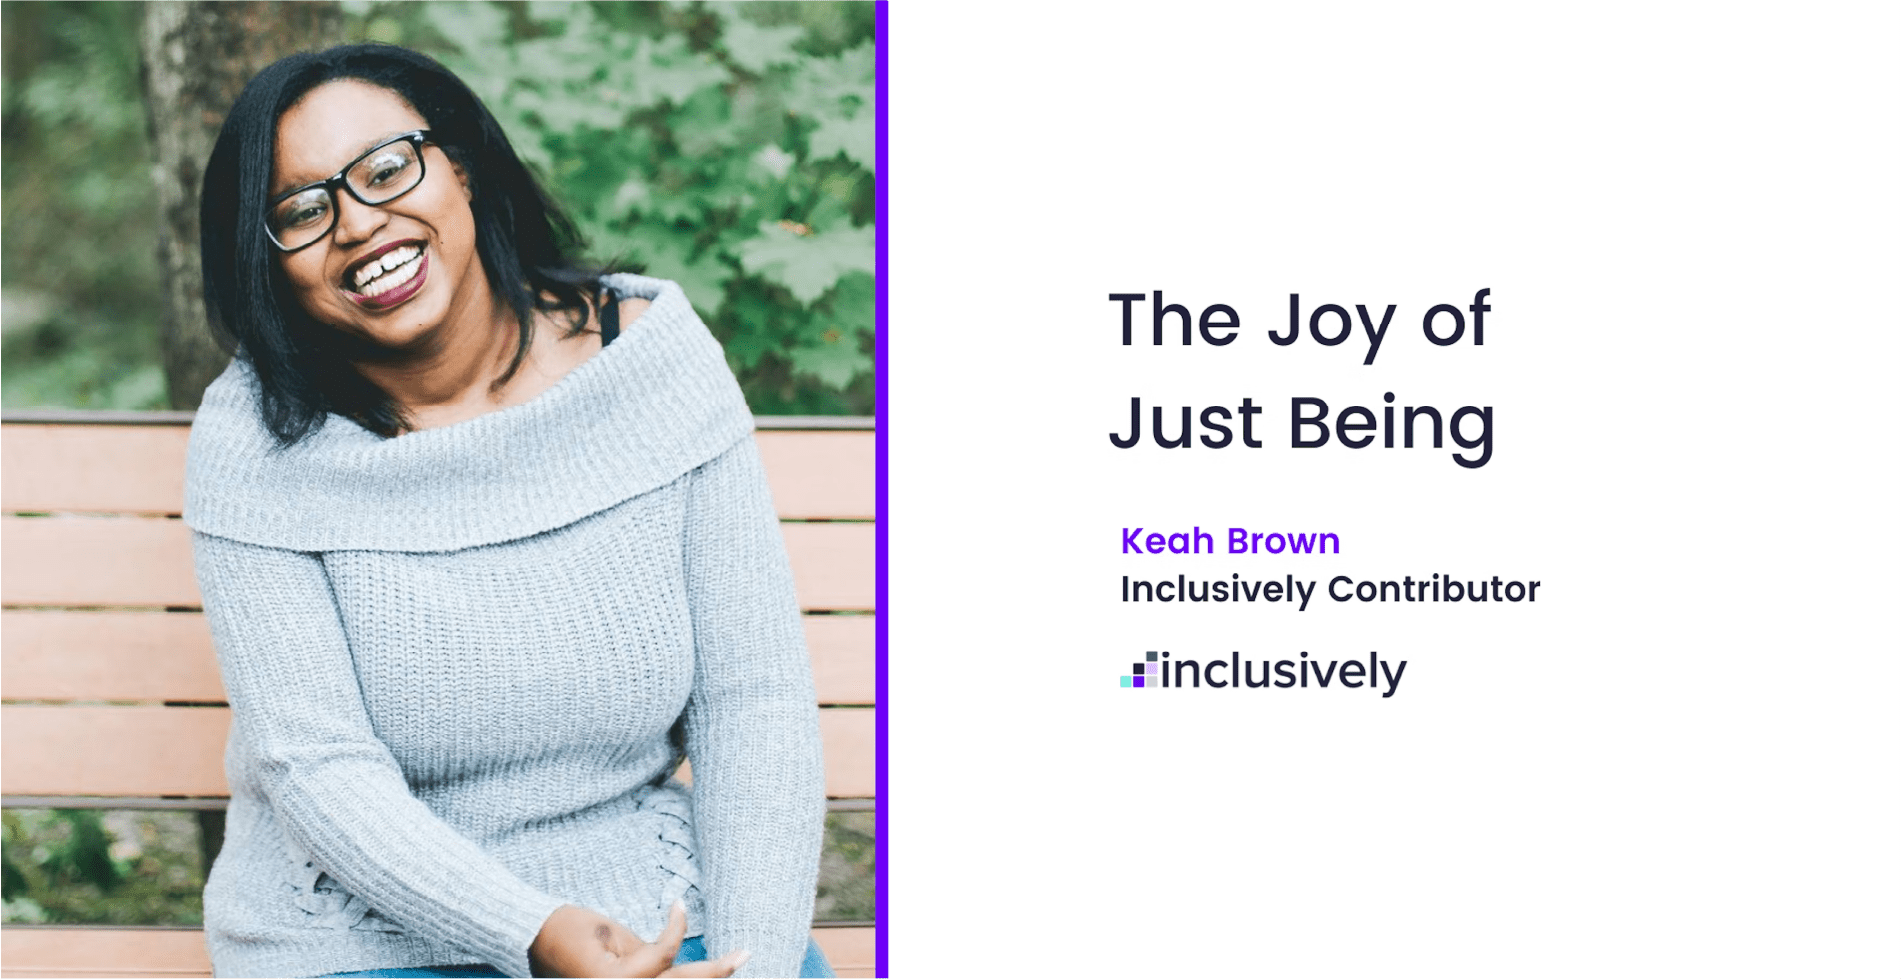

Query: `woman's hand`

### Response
(529, 901, 748, 978)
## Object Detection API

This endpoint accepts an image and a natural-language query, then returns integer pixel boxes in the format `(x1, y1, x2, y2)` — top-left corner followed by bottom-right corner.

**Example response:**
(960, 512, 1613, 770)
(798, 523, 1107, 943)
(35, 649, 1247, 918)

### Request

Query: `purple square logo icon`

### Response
(1122, 651, 1160, 690)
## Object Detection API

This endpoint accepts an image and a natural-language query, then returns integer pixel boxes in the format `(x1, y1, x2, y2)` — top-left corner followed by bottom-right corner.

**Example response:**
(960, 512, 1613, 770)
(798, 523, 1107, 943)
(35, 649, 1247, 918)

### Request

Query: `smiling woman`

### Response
(252, 76, 617, 434)
(186, 44, 830, 979)
(199, 48, 632, 441)
(270, 109, 472, 329)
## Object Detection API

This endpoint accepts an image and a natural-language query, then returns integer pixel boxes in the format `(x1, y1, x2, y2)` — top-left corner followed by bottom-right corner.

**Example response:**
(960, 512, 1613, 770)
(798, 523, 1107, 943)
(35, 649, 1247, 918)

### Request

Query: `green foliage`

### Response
(4, 1, 876, 415)
(815, 810, 875, 921)
(1, 809, 206, 926)
(390, 0, 878, 414)
(1, 0, 168, 410)
(1, 804, 874, 926)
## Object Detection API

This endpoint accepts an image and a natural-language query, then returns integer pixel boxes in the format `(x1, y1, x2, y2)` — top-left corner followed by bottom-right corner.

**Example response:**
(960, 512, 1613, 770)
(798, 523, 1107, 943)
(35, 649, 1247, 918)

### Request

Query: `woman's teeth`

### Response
(353, 246, 423, 296)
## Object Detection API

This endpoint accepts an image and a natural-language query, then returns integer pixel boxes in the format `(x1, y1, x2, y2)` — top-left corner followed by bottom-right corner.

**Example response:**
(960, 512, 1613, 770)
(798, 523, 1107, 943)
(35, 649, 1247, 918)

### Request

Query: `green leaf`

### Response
(422, 1, 510, 58)
(637, 231, 734, 316)
(824, 271, 876, 340)
(671, 86, 743, 158)
(719, 16, 805, 74)
(507, 84, 599, 136)
(784, 43, 874, 122)
(736, 221, 875, 304)
(807, 113, 874, 170)
(751, 144, 796, 180)
(790, 270, 874, 386)
(719, 288, 792, 369)
(631, 36, 731, 108)
(780, 42, 874, 172)
(521, 0, 587, 29)
(788, 334, 868, 389)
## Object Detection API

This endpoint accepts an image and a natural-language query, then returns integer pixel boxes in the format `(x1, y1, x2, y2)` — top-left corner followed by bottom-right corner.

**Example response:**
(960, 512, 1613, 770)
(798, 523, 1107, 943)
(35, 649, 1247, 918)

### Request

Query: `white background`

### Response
(888, 4, 1897, 976)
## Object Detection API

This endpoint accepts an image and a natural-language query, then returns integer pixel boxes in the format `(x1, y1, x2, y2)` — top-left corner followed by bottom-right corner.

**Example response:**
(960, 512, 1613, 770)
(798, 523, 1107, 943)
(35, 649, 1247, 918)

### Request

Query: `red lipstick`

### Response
(344, 244, 429, 311)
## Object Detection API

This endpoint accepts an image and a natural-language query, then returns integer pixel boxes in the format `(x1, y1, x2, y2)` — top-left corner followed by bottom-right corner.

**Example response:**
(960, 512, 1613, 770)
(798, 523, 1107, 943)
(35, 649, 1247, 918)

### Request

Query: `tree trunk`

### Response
(139, 2, 344, 410)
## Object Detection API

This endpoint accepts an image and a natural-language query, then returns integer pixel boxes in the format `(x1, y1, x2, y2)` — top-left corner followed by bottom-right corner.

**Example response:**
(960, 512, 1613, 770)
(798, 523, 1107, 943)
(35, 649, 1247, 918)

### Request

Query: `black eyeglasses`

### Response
(265, 130, 433, 253)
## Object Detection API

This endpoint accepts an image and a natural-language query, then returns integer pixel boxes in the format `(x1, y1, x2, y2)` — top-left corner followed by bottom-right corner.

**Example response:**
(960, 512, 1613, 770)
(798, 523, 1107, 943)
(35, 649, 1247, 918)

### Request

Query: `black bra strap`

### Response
(599, 286, 620, 346)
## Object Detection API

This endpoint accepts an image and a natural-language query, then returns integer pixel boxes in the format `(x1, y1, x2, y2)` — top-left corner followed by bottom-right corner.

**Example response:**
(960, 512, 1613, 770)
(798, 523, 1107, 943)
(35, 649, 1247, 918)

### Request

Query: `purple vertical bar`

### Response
(872, 2, 889, 976)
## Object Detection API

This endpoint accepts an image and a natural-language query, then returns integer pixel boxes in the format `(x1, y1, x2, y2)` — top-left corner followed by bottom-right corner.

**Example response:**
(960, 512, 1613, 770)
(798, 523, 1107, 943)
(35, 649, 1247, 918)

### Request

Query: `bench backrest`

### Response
(0, 413, 876, 977)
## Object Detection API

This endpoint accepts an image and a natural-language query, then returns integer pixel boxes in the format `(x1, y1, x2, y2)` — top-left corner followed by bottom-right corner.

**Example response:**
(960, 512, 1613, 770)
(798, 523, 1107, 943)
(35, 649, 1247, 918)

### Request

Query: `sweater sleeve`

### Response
(192, 532, 568, 978)
(679, 436, 827, 978)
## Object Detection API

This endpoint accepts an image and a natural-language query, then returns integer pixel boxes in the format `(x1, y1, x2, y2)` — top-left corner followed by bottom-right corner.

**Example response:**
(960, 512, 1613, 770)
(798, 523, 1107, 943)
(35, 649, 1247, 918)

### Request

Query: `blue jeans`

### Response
(320, 934, 836, 978)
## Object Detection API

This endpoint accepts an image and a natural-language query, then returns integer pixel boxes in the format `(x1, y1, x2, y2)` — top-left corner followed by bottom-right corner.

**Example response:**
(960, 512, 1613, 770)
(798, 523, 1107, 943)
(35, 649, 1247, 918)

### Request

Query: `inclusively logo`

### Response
(1119, 648, 1410, 697)
(1120, 651, 1160, 688)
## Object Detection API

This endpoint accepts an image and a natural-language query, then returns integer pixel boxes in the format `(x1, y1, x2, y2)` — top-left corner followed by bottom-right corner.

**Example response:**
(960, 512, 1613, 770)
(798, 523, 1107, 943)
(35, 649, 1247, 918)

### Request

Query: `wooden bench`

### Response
(0, 411, 877, 978)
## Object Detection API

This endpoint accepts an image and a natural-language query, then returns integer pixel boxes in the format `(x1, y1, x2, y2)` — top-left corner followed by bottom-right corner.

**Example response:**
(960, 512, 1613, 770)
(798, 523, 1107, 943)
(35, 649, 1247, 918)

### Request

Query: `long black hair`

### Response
(199, 43, 599, 444)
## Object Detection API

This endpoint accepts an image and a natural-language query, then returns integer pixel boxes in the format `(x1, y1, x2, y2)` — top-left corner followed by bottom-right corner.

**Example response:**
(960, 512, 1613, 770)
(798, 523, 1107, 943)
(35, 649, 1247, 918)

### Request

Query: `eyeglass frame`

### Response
(264, 129, 436, 254)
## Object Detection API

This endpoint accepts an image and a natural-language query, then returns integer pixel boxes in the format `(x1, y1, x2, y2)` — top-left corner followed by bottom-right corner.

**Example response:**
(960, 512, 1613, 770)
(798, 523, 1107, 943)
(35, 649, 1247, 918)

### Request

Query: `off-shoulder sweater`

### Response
(183, 275, 824, 978)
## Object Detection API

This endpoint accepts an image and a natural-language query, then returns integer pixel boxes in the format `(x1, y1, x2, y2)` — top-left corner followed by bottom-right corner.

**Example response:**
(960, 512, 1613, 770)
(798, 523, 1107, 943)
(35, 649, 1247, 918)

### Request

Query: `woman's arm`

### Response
(194, 532, 569, 977)
(678, 436, 827, 979)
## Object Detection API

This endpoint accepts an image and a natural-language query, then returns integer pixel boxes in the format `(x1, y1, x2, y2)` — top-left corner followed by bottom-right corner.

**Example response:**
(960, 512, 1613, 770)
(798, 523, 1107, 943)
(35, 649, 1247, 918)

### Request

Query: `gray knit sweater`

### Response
(183, 275, 824, 979)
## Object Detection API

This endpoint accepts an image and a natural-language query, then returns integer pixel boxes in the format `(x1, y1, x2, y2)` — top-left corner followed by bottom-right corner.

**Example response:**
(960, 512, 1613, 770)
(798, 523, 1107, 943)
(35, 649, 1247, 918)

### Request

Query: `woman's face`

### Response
(270, 79, 483, 351)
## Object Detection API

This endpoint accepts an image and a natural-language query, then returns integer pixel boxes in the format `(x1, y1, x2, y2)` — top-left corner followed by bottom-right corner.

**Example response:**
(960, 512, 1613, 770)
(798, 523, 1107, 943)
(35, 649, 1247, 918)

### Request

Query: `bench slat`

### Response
(812, 925, 877, 977)
(2, 424, 873, 520)
(0, 926, 876, 978)
(818, 708, 875, 798)
(804, 614, 875, 704)
(0, 706, 228, 797)
(756, 430, 876, 519)
(0, 928, 211, 977)
(0, 425, 191, 515)
(1, 706, 875, 800)
(780, 522, 875, 612)
(0, 612, 223, 702)
(1, 517, 874, 611)
(1, 610, 874, 706)
(1, 517, 197, 608)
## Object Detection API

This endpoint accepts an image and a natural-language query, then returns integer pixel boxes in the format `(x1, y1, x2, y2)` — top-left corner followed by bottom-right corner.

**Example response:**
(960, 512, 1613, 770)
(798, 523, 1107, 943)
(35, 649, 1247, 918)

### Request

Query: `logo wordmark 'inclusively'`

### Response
(1118, 648, 1410, 697)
